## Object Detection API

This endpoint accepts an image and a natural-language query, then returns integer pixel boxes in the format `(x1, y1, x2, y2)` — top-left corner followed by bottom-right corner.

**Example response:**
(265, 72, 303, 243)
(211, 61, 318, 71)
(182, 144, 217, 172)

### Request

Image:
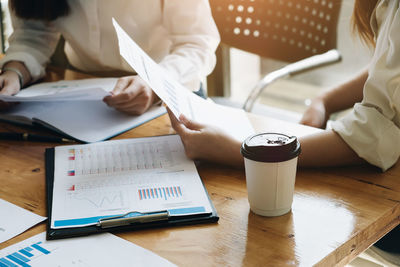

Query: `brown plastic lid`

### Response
(241, 133, 301, 162)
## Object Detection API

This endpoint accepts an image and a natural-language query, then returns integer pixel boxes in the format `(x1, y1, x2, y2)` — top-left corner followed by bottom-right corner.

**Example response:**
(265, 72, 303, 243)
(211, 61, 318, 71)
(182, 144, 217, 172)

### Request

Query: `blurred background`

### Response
(0, 0, 372, 125)
(208, 0, 372, 123)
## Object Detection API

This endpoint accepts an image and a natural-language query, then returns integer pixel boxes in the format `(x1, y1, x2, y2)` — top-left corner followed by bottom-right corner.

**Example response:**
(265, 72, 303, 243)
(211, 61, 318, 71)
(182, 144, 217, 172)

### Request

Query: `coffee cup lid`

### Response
(240, 133, 301, 162)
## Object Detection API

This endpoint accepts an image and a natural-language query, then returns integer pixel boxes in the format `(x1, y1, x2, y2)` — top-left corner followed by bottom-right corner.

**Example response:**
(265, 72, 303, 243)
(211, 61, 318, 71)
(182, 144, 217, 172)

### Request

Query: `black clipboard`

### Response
(45, 147, 219, 240)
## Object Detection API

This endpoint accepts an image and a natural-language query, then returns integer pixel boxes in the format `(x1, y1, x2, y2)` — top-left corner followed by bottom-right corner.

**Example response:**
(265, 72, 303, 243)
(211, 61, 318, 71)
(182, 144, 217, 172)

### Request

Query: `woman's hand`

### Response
(167, 108, 244, 167)
(103, 75, 158, 115)
(299, 96, 329, 129)
(0, 70, 21, 110)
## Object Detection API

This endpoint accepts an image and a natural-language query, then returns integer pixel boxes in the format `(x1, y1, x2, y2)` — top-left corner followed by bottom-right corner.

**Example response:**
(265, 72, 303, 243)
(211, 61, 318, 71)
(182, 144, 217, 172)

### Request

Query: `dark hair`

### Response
(10, 0, 70, 21)
(352, 0, 378, 47)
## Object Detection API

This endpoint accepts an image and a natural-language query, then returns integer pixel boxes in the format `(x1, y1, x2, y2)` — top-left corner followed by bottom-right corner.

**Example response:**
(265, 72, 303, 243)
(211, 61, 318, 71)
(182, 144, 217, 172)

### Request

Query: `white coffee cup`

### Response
(241, 133, 301, 217)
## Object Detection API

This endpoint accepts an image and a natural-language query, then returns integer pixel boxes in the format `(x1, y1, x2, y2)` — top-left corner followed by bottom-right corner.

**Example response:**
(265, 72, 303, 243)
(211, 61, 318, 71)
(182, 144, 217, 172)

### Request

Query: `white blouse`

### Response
(332, 0, 400, 171)
(0, 0, 220, 92)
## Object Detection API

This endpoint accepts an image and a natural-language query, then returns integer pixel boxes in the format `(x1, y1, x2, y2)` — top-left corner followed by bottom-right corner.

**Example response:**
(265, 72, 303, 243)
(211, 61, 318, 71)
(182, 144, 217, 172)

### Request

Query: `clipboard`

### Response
(45, 145, 219, 240)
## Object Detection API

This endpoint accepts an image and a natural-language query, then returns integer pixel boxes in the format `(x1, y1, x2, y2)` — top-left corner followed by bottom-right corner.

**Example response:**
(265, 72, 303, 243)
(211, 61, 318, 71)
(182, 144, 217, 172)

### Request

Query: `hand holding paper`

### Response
(112, 19, 192, 120)
(112, 18, 255, 142)
(103, 75, 157, 115)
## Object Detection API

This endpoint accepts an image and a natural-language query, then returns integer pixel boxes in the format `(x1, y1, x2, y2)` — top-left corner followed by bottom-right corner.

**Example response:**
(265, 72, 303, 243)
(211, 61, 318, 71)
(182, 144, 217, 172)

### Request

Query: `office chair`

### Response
(207, 0, 342, 113)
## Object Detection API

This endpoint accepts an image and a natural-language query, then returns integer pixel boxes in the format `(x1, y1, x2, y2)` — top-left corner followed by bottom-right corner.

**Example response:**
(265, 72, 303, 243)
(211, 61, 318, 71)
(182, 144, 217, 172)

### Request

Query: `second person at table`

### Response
(168, 0, 400, 172)
(0, 0, 220, 115)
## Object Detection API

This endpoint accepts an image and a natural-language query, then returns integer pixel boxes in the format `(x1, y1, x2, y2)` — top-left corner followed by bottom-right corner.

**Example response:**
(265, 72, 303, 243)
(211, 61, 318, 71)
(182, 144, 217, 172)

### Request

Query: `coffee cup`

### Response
(240, 133, 301, 217)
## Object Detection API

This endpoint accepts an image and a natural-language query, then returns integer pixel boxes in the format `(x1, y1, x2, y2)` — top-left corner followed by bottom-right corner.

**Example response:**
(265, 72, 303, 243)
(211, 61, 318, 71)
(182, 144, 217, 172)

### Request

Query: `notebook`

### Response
(0, 78, 166, 143)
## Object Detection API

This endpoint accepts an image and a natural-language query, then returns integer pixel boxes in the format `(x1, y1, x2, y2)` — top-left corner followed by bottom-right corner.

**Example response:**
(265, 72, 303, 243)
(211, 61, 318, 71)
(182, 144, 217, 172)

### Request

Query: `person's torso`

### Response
(53, 0, 170, 73)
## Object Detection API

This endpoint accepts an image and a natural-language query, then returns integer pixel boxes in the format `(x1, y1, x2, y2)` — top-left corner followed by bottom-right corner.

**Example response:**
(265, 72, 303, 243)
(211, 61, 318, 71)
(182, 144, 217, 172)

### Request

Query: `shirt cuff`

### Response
(331, 103, 400, 171)
(0, 52, 46, 82)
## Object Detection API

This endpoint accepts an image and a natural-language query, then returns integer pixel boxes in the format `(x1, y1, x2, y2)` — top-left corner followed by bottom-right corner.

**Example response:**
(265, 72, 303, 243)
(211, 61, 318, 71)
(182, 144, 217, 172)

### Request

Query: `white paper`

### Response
(112, 18, 254, 141)
(112, 19, 192, 120)
(188, 94, 255, 141)
(51, 135, 213, 228)
(0, 199, 46, 244)
(0, 78, 117, 102)
(0, 232, 176, 267)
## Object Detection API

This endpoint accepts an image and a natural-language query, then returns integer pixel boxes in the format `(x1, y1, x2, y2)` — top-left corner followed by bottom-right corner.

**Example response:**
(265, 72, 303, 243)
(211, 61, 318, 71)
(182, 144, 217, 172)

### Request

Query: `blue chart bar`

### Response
(19, 249, 33, 258)
(1, 241, 51, 267)
(166, 187, 170, 197)
(0, 258, 18, 267)
(31, 243, 50, 255)
(6, 254, 29, 267)
(12, 252, 29, 262)
(138, 186, 183, 200)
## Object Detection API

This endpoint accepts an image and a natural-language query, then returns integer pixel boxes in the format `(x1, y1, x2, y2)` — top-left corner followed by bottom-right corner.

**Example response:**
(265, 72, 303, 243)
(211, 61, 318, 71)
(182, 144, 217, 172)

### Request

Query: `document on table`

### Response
(112, 19, 255, 142)
(0, 78, 116, 102)
(0, 199, 46, 244)
(0, 232, 176, 267)
(50, 135, 213, 229)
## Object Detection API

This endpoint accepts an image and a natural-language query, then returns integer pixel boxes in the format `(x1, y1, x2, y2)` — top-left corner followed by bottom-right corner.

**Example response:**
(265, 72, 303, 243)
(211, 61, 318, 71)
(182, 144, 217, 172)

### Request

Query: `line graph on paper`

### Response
(66, 190, 127, 211)
(66, 140, 176, 177)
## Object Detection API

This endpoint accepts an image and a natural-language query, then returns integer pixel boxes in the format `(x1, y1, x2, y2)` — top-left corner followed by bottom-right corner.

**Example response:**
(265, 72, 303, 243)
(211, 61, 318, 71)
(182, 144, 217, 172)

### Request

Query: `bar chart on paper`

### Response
(0, 232, 176, 266)
(51, 135, 213, 229)
(138, 186, 183, 201)
(0, 240, 52, 267)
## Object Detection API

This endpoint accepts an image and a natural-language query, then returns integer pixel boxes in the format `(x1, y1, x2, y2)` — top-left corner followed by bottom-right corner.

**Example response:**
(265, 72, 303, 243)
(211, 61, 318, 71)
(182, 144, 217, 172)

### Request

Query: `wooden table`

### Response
(1, 67, 399, 266)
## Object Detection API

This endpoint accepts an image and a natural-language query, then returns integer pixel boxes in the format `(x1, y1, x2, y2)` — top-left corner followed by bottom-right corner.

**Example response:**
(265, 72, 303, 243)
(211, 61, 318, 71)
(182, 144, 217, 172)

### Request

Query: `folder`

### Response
(45, 135, 219, 240)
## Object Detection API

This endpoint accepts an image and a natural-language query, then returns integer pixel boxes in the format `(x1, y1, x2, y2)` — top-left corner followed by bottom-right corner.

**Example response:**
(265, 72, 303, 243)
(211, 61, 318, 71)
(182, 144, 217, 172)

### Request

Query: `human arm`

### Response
(298, 130, 365, 166)
(167, 108, 244, 167)
(0, 61, 31, 94)
(168, 109, 366, 168)
(0, 9, 60, 83)
(300, 69, 368, 128)
(0, 11, 58, 109)
(0, 61, 32, 109)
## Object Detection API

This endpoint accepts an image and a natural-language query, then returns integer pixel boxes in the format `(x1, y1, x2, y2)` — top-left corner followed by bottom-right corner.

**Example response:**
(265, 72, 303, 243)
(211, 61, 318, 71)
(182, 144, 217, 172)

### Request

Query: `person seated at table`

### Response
(168, 0, 400, 172)
(0, 0, 219, 115)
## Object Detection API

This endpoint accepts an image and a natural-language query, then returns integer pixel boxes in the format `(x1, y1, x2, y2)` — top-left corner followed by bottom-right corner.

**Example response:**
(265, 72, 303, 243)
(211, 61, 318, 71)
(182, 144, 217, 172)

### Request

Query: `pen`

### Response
(0, 132, 75, 143)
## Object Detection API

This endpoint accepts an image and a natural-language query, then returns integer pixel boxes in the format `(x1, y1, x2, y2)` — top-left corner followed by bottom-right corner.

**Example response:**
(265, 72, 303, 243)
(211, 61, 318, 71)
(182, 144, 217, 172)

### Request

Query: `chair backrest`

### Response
(209, 0, 342, 62)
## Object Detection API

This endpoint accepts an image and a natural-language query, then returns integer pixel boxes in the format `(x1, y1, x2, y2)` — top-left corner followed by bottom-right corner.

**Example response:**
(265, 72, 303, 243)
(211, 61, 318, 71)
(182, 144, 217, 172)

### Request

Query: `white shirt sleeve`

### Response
(331, 0, 400, 171)
(0, 11, 61, 82)
(159, 0, 220, 91)
(331, 104, 400, 171)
